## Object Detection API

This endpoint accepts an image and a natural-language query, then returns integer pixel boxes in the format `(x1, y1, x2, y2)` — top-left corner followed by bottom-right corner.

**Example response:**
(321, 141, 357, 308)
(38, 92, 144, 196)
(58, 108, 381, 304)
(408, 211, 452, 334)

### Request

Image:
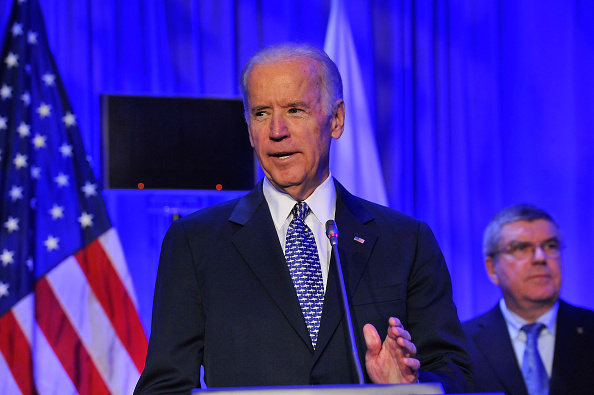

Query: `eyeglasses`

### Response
(489, 239, 564, 260)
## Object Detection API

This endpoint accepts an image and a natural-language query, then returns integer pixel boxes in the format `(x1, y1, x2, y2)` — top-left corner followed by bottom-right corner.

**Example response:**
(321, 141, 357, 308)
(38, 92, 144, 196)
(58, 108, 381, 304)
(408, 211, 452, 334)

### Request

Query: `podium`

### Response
(193, 383, 445, 394)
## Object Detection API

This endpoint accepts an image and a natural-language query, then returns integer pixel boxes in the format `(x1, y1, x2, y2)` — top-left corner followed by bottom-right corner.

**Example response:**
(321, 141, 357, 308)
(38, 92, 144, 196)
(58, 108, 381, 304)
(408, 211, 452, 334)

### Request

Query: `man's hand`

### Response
(363, 317, 420, 384)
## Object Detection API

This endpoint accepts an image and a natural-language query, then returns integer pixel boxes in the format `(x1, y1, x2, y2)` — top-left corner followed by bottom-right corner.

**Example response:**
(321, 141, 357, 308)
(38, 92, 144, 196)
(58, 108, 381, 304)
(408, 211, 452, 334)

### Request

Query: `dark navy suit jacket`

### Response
(463, 300, 594, 394)
(135, 180, 472, 394)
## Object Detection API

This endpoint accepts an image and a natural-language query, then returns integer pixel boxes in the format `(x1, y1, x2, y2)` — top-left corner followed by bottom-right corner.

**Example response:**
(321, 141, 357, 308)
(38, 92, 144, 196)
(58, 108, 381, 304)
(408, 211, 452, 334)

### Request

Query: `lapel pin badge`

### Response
(577, 327, 584, 334)
(354, 236, 365, 244)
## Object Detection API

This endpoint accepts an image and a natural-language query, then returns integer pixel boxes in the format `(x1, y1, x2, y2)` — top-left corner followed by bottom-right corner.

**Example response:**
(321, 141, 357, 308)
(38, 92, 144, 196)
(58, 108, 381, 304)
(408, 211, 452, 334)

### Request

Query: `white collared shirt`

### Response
(262, 175, 336, 292)
(499, 298, 558, 377)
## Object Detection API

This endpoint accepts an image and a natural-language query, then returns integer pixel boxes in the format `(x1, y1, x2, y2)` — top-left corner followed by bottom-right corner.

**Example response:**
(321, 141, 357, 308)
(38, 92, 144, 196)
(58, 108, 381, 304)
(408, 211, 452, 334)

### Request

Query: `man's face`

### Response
(245, 58, 344, 201)
(486, 219, 562, 315)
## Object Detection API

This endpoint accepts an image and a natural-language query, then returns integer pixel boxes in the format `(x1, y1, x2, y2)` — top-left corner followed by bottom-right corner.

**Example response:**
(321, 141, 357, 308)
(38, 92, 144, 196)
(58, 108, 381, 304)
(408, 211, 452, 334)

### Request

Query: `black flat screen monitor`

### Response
(101, 95, 255, 190)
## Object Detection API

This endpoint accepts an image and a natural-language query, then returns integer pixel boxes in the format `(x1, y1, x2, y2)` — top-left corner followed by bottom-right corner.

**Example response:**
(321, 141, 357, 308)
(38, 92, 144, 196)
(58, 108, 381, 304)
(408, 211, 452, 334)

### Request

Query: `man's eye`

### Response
(288, 108, 302, 114)
(544, 241, 560, 250)
(511, 243, 531, 252)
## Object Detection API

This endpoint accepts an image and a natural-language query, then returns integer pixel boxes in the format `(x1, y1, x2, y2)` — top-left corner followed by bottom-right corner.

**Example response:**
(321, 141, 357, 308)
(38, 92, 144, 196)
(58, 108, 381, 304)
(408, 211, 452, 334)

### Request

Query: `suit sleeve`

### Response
(134, 220, 204, 394)
(407, 221, 473, 392)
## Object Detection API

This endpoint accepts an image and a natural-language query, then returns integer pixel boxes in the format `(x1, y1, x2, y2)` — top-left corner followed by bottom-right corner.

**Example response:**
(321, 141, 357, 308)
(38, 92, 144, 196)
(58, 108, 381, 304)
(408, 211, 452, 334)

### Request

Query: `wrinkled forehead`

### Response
(249, 58, 321, 85)
(246, 59, 323, 104)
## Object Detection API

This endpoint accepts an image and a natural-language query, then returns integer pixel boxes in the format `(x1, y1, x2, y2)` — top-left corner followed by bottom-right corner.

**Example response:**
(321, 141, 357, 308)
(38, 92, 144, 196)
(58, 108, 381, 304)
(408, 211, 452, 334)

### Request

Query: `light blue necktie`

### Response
(285, 202, 324, 348)
(521, 323, 549, 395)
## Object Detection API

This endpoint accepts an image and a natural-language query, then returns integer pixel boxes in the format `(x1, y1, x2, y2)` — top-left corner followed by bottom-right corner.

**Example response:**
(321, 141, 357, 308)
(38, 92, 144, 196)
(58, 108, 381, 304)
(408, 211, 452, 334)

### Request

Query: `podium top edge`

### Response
(193, 383, 446, 395)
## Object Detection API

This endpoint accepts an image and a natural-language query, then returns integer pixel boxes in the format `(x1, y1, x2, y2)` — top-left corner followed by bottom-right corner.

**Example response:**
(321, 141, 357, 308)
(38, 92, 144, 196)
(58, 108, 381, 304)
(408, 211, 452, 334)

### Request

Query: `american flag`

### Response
(0, 0, 147, 393)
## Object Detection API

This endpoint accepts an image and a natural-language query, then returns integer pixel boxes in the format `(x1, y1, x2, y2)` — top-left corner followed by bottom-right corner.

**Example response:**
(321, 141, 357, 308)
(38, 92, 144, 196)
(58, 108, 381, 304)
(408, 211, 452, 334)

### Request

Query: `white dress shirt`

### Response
(499, 298, 558, 377)
(262, 175, 336, 292)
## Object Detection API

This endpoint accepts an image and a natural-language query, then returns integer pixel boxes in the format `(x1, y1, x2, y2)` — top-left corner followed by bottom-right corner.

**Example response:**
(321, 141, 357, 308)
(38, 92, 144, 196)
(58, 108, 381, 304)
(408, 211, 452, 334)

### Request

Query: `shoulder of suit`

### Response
(331, 178, 425, 230)
(348, 194, 423, 226)
(558, 299, 594, 323)
(462, 304, 502, 331)
(176, 196, 244, 225)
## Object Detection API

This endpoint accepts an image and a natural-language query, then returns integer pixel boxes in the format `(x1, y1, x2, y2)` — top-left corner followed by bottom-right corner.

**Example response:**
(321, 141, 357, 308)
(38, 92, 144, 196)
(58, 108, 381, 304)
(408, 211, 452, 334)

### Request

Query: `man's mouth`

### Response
(527, 273, 551, 281)
(271, 152, 295, 159)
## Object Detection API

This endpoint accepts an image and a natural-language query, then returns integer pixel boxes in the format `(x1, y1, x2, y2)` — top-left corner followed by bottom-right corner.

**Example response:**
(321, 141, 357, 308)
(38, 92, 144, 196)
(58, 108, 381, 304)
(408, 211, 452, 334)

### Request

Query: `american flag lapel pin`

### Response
(354, 236, 365, 244)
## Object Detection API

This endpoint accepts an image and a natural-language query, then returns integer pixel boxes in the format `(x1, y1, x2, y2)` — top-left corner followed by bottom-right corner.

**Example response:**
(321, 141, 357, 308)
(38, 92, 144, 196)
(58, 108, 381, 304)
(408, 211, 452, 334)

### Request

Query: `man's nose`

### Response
(269, 114, 289, 140)
(533, 244, 547, 264)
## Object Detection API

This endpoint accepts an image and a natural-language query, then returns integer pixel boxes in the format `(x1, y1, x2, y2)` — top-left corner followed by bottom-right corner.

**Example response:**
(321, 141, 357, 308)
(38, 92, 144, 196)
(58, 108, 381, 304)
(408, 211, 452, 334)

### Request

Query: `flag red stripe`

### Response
(35, 278, 110, 395)
(75, 239, 148, 372)
(0, 311, 37, 395)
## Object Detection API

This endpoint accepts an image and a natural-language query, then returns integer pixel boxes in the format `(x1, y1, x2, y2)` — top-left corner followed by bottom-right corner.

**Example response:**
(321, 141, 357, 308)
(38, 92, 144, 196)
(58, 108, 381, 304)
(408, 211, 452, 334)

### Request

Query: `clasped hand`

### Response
(363, 317, 420, 384)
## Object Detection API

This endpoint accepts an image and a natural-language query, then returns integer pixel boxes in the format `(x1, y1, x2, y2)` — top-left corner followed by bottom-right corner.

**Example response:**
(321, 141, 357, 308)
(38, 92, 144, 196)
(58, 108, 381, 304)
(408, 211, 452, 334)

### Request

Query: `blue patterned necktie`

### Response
(521, 323, 549, 395)
(285, 202, 324, 348)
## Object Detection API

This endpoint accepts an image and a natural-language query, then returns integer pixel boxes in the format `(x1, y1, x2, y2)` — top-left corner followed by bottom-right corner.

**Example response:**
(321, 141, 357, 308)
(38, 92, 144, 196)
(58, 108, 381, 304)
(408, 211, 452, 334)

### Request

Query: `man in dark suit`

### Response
(463, 204, 594, 395)
(135, 43, 472, 394)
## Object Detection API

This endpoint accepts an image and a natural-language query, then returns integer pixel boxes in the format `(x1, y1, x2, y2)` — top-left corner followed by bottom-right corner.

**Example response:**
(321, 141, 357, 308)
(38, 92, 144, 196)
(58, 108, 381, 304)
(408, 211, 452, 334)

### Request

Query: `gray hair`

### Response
(483, 204, 559, 257)
(239, 42, 343, 120)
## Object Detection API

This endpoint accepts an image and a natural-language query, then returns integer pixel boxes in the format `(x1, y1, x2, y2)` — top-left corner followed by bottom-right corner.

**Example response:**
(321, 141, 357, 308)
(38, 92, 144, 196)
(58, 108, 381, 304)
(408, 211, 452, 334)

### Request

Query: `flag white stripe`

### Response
(47, 255, 140, 394)
(0, 350, 22, 395)
(99, 228, 141, 308)
(12, 293, 34, 344)
(11, 293, 77, 395)
(31, 323, 77, 395)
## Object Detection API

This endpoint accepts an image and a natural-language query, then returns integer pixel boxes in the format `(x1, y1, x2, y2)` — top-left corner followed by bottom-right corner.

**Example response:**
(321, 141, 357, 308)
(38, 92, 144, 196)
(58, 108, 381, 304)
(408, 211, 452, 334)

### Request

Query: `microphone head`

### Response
(325, 220, 339, 246)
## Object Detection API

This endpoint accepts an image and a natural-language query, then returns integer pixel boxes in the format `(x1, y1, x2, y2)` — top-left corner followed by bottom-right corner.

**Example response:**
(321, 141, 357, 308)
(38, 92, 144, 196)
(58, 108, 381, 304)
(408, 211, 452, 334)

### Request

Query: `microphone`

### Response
(325, 220, 365, 385)
(326, 220, 338, 246)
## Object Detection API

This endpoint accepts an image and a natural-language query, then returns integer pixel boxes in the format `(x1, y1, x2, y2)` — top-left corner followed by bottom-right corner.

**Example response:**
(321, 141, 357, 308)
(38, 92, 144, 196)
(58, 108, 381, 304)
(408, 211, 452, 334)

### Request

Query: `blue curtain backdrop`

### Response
(2, 0, 592, 335)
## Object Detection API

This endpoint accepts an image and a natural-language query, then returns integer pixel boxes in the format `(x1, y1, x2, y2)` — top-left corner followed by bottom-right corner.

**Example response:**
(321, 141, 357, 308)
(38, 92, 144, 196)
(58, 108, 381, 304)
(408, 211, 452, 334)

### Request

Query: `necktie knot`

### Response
(522, 323, 545, 342)
(292, 201, 310, 222)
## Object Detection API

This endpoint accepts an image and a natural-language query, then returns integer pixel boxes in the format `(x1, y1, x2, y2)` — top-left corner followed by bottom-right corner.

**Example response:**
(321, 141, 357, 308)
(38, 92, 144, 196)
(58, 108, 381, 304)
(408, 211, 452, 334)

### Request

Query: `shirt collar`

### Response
(263, 175, 336, 231)
(499, 298, 559, 339)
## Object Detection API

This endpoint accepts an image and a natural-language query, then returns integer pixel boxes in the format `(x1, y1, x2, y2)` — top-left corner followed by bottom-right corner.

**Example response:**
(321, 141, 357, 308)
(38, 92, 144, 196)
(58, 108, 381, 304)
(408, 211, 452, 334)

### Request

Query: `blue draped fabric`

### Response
(2, 0, 592, 335)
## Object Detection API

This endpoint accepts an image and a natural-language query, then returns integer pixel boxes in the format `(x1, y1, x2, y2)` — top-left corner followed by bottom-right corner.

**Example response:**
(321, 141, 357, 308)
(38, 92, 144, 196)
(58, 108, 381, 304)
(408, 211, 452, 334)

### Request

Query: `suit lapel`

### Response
(229, 182, 312, 350)
(314, 181, 377, 360)
(474, 306, 528, 395)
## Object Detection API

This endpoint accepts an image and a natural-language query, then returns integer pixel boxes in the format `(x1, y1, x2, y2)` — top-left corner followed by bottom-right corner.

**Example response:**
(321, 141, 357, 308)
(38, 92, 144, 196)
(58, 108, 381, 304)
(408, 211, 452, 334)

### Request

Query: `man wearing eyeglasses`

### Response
(462, 204, 594, 395)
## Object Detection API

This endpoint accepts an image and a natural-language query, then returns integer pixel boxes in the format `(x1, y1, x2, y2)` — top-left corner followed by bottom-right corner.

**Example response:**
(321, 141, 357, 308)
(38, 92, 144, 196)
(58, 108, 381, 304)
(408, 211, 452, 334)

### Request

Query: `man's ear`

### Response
(247, 124, 255, 148)
(485, 256, 500, 285)
(330, 100, 345, 139)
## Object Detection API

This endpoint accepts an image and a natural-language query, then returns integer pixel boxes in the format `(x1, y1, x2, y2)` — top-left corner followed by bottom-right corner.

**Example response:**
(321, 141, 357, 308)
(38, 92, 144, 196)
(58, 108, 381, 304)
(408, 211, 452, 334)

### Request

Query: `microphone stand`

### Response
(325, 220, 365, 385)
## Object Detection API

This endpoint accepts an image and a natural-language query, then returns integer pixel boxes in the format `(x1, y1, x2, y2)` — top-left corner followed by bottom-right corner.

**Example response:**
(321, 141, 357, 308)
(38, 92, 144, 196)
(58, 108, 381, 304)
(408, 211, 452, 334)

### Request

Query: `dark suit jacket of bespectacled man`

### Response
(462, 204, 594, 395)
(134, 42, 473, 394)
